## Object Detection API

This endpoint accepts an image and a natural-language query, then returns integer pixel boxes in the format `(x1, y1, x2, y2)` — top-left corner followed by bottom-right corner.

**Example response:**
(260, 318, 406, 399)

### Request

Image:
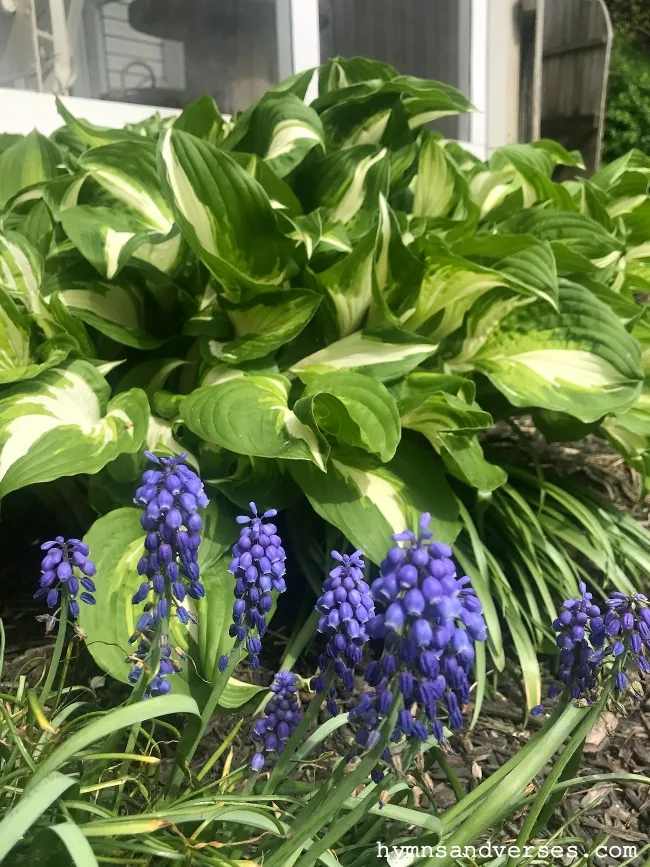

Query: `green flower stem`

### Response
(167, 643, 245, 799)
(264, 697, 401, 867)
(262, 672, 333, 796)
(40, 589, 69, 709)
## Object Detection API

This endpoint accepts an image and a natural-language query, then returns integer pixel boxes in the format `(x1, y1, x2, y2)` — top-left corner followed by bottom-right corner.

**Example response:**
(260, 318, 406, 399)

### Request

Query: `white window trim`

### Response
(0, 88, 179, 136)
(1, 0, 488, 163)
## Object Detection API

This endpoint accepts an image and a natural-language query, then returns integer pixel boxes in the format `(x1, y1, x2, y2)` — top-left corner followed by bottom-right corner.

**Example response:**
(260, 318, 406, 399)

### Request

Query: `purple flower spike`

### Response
(35, 538, 97, 619)
(350, 514, 487, 775)
(539, 584, 604, 709)
(311, 549, 374, 713)
(598, 592, 650, 696)
(221, 503, 286, 672)
(250, 670, 302, 771)
(129, 452, 209, 696)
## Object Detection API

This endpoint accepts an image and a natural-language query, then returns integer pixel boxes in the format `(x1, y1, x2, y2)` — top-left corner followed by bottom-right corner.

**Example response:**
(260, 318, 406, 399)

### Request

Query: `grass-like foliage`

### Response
(1, 56, 650, 861)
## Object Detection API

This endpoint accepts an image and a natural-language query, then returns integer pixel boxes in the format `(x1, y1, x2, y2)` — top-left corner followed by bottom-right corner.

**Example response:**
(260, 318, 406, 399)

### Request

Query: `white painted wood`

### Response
(0, 87, 178, 134)
(469, 0, 488, 160)
(289, 0, 319, 102)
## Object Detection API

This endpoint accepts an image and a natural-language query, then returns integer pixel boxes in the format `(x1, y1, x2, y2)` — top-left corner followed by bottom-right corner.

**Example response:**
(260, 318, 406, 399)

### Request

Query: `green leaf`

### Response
(502, 209, 623, 265)
(158, 128, 294, 293)
(306, 145, 390, 228)
(0, 285, 74, 384)
(0, 772, 77, 862)
(294, 369, 401, 462)
(601, 381, 650, 490)
(397, 372, 506, 491)
(180, 374, 328, 470)
(79, 140, 174, 234)
(55, 97, 144, 147)
(173, 94, 230, 145)
(291, 328, 437, 382)
(290, 440, 460, 564)
(48, 823, 99, 867)
(313, 228, 376, 337)
(0, 360, 149, 497)
(0, 230, 45, 313)
(42, 262, 170, 349)
(412, 134, 463, 218)
(229, 92, 325, 178)
(406, 235, 558, 342)
(212, 289, 322, 363)
(446, 281, 643, 422)
(0, 286, 30, 371)
(0, 131, 61, 208)
(28, 695, 200, 791)
(59, 206, 171, 279)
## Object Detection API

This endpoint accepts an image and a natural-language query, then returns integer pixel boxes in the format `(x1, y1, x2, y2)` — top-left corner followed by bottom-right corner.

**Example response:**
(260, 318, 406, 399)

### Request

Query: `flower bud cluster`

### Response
(311, 549, 374, 714)
(35, 537, 97, 619)
(251, 670, 302, 771)
(359, 513, 485, 746)
(129, 451, 208, 695)
(593, 592, 650, 693)
(219, 503, 286, 672)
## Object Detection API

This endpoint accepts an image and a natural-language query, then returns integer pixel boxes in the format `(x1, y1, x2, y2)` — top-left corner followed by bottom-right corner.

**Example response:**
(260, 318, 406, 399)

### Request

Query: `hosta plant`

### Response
(1, 58, 650, 710)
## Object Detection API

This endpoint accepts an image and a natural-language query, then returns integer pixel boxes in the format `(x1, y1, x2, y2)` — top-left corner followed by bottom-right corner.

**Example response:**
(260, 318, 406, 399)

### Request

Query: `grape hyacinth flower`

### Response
(218, 503, 286, 672)
(543, 582, 603, 708)
(251, 670, 302, 771)
(311, 549, 375, 714)
(350, 513, 487, 767)
(594, 592, 650, 693)
(129, 451, 209, 695)
(127, 629, 186, 699)
(34, 537, 97, 619)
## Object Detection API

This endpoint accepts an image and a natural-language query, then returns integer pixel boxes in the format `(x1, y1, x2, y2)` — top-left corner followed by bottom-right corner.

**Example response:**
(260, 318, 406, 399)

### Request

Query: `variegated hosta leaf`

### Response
(158, 129, 294, 294)
(59, 141, 183, 277)
(289, 441, 460, 564)
(180, 374, 328, 471)
(0, 359, 149, 498)
(315, 66, 471, 143)
(369, 195, 423, 328)
(230, 152, 303, 216)
(405, 234, 559, 342)
(78, 506, 263, 708)
(173, 95, 231, 146)
(314, 228, 376, 337)
(501, 209, 623, 269)
(42, 263, 169, 350)
(308, 145, 390, 228)
(59, 206, 181, 279)
(446, 281, 643, 422)
(212, 289, 322, 363)
(79, 141, 174, 235)
(0, 130, 61, 209)
(287, 210, 352, 259)
(0, 230, 45, 314)
(55, 97, 145, 148)
(0, 286, 75, 384)
(291, 328, 437, 382)
(228, 92, 325, 178)
(293, 369, 401, 462)
(397, 372, 506, 491)
(412, 133, 465, 218)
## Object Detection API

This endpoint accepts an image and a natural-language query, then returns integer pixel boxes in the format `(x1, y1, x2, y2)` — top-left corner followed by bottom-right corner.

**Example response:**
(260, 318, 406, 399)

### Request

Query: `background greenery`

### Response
(604, 1, 650, 160)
